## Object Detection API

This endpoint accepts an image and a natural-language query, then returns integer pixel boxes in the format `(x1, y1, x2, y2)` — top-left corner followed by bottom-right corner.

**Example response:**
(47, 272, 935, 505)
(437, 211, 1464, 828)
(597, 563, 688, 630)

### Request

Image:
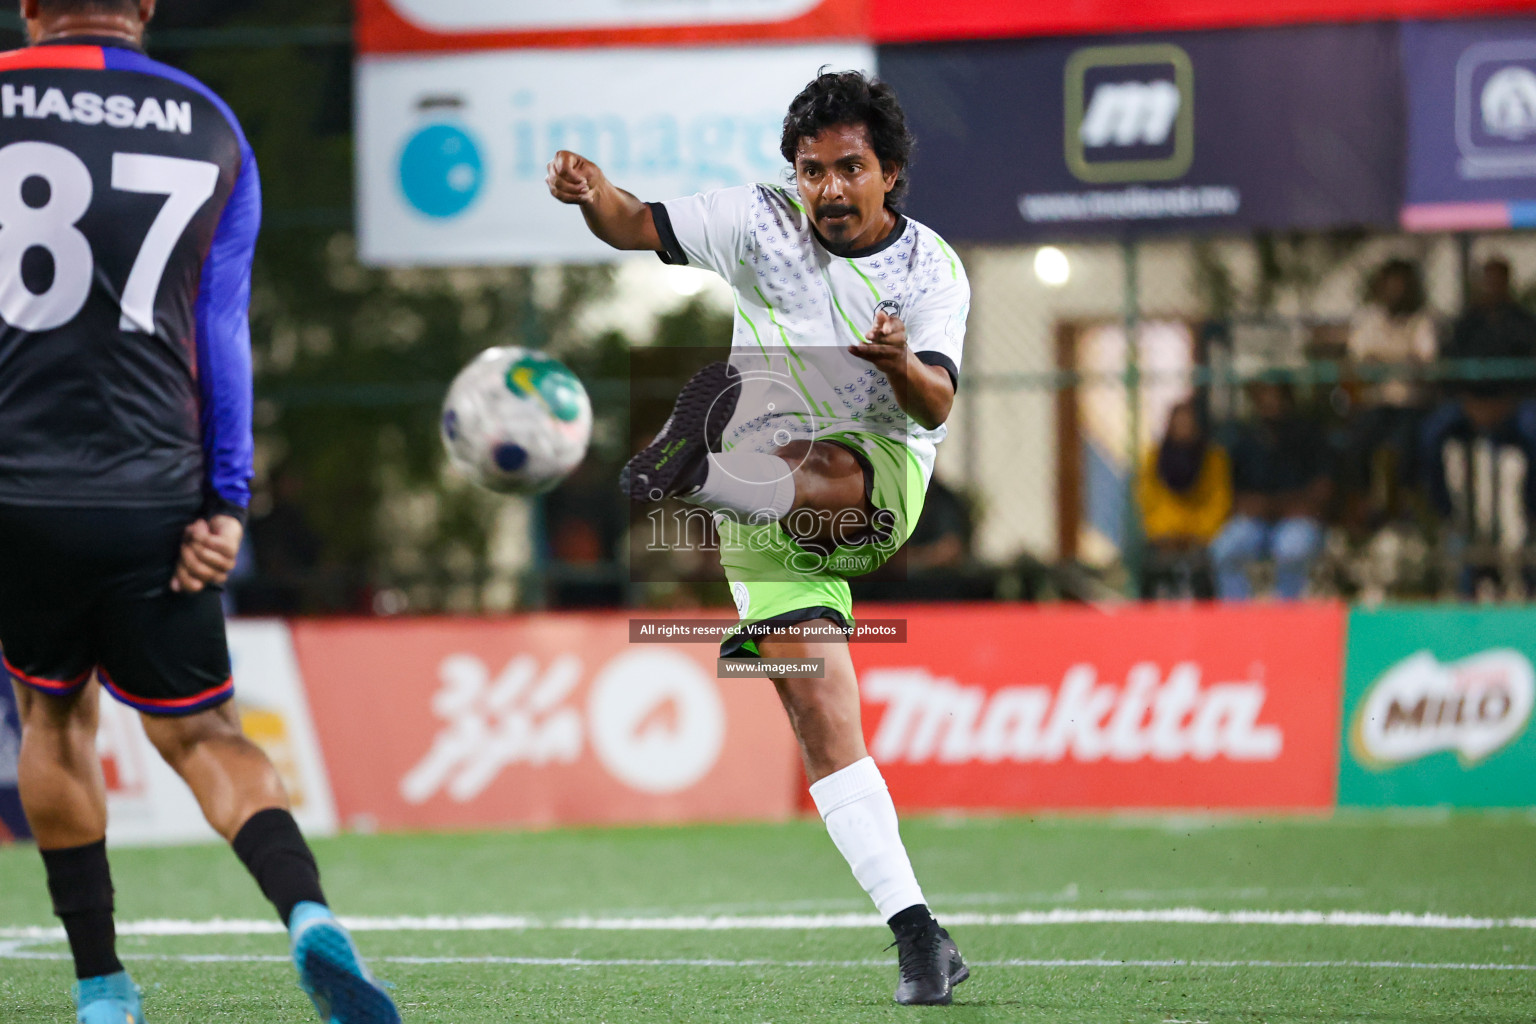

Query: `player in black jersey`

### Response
(0, 4, 400, 1022)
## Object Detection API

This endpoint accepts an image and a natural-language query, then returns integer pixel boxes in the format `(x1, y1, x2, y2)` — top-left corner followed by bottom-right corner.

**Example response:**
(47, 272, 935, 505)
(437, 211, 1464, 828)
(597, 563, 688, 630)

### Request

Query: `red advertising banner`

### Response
(358, 0, 1536, 52)
(290, 616, 801, 831)
(873, 0, 1536, 44)
(853, 603, 1345, 811)
(355, 0, 867, 54)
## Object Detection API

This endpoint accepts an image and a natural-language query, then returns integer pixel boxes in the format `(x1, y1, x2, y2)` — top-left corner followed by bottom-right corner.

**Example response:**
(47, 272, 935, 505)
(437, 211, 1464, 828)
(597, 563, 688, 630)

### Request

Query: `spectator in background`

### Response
(904, 477, 974, 572)
(543, 459, 629, 608)
(1444, 258, 1536, 397)
(1210, 382, 1331, 600)
(1345, 259, 1437, 520)
(1423, 261, 1536, 596)
(1137, 399, 1231, 599)
(854, 478, 994, 602)
(1422, 397, 1536, 598)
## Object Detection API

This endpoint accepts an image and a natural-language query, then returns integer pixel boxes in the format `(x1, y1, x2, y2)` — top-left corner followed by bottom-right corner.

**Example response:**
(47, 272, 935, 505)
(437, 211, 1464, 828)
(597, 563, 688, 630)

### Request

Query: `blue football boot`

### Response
(73, 970, 144, 1024)
(288, 902, 400, 1024)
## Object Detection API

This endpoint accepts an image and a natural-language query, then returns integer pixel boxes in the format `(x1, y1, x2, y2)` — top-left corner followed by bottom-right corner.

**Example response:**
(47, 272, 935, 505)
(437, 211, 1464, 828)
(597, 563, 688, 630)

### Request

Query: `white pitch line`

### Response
(1, 948, 1533, 973)
(4, 907, 1536, 942)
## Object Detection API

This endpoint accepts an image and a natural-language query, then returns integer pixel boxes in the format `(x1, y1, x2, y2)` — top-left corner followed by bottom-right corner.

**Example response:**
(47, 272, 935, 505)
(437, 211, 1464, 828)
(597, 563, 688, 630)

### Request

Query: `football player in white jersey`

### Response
(548, 70, 970, 1005)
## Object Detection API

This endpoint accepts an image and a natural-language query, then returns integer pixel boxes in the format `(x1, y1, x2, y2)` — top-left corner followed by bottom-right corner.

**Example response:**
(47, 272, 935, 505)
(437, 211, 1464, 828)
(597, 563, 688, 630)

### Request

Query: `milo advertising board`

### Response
(1341, 607, 1536, 806)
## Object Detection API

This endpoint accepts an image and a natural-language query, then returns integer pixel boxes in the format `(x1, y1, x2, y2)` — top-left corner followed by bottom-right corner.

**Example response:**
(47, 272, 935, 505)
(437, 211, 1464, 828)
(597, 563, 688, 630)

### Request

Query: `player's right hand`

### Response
(171, 515, 244, 594)
(546, 151, 602, 205)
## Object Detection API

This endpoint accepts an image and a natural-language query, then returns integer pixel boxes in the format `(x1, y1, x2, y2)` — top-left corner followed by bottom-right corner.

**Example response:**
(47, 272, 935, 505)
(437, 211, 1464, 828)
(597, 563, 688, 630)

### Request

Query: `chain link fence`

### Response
(227, 228, 1536, 614)
(942, 230, 1536, 605)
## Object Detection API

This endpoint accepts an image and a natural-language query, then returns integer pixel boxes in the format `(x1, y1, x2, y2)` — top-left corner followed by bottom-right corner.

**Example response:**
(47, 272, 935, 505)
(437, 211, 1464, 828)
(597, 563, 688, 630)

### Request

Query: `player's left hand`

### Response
(171, 514, 244, 594)
(850, 310, 909, 371)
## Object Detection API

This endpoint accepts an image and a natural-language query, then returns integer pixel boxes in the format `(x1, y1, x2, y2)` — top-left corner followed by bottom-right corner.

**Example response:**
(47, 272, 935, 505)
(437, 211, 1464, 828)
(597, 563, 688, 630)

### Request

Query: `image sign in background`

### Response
(356, 44, 874, 265)
(1341, 606, 1536, 807)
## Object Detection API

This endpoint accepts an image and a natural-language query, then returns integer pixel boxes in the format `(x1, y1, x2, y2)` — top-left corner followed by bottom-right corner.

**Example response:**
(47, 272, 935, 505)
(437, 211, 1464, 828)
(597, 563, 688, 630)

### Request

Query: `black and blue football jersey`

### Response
(0, 37, 257, 519)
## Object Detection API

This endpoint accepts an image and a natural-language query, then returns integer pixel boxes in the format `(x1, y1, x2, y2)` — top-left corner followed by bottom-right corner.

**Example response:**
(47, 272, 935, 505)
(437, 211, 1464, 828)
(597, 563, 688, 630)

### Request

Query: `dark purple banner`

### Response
(1401, 18, 1536, 232)
(879, 23, 1405, 241)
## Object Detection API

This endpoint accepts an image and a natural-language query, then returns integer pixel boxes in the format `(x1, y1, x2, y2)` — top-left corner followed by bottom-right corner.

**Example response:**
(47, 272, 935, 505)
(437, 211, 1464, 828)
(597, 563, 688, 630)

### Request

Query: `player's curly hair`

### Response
(780, 69, 915, 208)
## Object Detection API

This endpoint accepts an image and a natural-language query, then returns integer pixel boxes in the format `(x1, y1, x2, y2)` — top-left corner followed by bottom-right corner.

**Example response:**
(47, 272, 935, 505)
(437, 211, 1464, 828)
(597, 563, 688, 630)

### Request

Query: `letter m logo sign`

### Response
(1065, 44, 1194, 184)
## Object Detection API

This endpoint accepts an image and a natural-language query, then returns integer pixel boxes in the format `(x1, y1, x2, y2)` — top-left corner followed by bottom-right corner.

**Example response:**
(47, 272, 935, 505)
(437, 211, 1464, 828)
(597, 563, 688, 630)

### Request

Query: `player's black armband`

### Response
(647, 202, 689, 266)
(916, 351, 959, 391)
(202, 496, 249, 527)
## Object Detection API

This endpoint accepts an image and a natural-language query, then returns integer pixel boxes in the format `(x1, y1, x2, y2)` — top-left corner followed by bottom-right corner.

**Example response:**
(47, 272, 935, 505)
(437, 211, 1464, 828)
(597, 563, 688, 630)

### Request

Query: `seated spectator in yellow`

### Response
(1138, 399, 1232, 551)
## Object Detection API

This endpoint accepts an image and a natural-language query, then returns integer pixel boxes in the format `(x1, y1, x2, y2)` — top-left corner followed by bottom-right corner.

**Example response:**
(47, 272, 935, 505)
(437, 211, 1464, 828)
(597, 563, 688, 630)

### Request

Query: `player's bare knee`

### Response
(774, 676, 856, 729)
(141, 701, 247, 767)
(790, 446, 868, 517)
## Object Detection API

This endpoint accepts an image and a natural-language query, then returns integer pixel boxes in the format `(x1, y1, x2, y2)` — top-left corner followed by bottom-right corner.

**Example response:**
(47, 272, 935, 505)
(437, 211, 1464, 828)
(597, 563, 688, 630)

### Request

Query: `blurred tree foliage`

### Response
(0, 2, 738, 611)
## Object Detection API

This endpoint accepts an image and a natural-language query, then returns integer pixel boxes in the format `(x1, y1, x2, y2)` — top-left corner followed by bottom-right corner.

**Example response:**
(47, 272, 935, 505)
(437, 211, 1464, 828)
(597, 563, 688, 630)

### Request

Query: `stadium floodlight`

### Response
(1034, 245, 1072, 287)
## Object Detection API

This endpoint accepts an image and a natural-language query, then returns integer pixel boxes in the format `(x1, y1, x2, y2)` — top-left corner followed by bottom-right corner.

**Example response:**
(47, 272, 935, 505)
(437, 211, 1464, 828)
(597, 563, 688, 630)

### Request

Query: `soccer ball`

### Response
(441, 346, 593, 494)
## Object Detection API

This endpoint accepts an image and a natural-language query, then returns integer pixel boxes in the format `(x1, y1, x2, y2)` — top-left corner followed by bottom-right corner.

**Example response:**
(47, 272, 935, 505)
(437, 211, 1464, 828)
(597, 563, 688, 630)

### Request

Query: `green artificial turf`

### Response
(3, 812, 1534, 1022)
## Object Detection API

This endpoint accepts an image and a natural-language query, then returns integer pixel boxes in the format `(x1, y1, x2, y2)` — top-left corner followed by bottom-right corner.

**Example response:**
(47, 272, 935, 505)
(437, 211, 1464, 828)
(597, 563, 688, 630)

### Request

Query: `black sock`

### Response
(41, 840, 124, 980)
(887, 903, 935, 935)
(231, 808, 327, 927)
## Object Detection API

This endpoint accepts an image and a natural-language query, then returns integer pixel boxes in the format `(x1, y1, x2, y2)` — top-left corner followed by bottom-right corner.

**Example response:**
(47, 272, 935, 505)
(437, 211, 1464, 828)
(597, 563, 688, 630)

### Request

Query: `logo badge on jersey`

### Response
(1065, 43, 1194, 184)
(874, 298, 903, 321)
(399, 119, 484, 219)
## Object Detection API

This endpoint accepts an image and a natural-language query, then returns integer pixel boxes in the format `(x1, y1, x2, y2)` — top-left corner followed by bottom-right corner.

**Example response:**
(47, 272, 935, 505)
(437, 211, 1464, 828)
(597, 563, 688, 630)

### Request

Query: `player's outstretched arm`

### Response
(851, 312, 956, 430)
(546, 150, 662, 252)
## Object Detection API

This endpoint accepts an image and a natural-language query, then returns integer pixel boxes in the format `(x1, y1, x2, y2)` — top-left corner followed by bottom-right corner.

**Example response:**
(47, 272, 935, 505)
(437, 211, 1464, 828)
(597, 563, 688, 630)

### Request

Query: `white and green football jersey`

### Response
(651, 184, 969, 487)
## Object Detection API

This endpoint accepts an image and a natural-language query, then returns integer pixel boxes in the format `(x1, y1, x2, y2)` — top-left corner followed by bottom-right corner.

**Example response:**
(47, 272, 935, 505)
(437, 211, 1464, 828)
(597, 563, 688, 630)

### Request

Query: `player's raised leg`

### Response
(620, 366, 869, 543)
(760, 628, 969, 1006)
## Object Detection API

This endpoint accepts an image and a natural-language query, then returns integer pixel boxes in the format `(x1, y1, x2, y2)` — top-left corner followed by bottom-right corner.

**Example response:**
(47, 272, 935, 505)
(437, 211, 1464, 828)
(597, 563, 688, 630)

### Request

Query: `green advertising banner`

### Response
(1341, 606, 1536, 807)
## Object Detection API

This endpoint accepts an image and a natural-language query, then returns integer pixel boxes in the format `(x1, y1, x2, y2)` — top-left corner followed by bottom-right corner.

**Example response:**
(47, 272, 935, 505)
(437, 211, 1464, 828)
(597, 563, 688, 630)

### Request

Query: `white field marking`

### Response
(929, 886, 1367, 907)
(0, 945, 1533, 973)
(663, 885, 1367, 916)
(4, 907, 1536, 942)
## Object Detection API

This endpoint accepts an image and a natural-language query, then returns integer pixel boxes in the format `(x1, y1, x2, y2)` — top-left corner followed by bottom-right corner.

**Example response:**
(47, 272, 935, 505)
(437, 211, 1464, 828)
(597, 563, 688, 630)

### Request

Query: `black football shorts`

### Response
(0, 502, 234, 716)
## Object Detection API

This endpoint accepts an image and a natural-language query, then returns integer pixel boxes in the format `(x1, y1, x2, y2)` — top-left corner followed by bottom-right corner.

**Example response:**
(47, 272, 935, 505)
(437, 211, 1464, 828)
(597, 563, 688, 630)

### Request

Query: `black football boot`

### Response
(619, 361, 740, 502)
(890, 916, 970, 1006)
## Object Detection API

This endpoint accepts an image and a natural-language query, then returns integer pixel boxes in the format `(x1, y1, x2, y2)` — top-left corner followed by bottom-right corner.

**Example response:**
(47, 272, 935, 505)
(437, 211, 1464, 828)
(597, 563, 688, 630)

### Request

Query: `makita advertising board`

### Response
(854, 603, 1345, 811)
(878, 24, 1404, 241)
(1341, 607, 1536, 807)
(1400, 18, 1536, 231)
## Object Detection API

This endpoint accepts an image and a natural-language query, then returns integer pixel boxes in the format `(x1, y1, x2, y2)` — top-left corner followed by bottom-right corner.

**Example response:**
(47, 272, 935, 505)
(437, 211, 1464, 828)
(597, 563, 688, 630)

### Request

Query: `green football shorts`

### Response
(717, 430, 926, 658)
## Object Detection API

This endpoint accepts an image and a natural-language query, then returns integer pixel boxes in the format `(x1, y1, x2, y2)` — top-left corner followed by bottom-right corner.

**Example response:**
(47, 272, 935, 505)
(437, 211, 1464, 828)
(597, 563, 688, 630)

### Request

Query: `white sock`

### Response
(683, 453, 795, 523)
(809, 757, 927, 921)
